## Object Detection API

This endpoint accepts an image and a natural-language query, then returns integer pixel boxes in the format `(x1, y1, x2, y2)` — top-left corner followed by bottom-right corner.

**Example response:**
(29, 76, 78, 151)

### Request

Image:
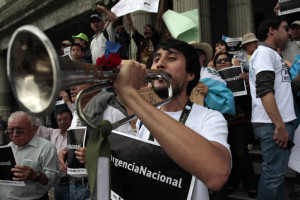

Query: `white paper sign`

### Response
(111, 0, 160, 17)
(278, 0, 300, 15)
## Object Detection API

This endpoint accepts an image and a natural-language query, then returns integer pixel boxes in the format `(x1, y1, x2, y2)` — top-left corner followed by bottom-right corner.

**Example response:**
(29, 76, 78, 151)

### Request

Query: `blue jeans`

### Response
(253, 122, 295, 200)
(69, 177, 90, 200)
(54, 181, 70, 200)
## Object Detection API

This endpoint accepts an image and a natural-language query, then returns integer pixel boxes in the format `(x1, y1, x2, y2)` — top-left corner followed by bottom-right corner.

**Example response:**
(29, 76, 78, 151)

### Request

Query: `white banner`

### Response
(111, 0, 160, 17)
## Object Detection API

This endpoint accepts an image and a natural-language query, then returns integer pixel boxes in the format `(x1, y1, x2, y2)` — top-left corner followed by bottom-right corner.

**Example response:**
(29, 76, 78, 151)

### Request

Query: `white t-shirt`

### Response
(136, 104, 230, 200)
(249, 45, 296, 123)
(90, 23, 117, 64)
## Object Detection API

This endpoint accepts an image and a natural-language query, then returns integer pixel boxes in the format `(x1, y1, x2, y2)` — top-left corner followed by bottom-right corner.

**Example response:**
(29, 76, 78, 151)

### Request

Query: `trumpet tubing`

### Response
(7, 25, 172, 128)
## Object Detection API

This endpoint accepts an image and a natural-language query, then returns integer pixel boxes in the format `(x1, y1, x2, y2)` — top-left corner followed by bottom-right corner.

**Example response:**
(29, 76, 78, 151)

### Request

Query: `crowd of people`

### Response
(1, 1, 300, 200)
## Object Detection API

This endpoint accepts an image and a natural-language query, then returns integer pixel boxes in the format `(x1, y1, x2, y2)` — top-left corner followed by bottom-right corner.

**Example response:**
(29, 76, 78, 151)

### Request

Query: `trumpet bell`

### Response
(7, 25, 113, 117)
(7, 25, 60, 116)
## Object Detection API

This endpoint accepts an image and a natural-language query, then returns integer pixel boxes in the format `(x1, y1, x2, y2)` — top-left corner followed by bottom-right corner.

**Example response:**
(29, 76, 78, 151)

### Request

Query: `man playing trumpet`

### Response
(114, 39, 231, 199)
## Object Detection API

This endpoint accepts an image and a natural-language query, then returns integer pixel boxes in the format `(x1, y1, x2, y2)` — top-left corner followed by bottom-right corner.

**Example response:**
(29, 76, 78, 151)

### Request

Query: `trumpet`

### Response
(6, 25, 172, 129)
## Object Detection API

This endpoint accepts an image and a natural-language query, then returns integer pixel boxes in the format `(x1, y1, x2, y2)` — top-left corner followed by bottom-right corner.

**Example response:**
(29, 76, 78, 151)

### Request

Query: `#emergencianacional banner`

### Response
(108, 131, 195, 200)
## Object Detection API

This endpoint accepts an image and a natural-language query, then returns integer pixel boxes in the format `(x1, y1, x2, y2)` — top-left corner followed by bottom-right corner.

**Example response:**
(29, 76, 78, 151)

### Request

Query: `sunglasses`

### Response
(216, 57, 231, 64)
(280, 25, 290, 32)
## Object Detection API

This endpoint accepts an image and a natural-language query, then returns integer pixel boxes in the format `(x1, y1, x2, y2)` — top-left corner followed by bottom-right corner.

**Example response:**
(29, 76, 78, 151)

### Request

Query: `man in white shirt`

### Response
(249, 17, 296, 199)
(114, 39, 231, 200)
(90, 5, 118, 64)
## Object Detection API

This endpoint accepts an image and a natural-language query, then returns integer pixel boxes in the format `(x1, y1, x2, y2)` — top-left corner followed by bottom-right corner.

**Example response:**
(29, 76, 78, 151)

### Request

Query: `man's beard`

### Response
(152, 76, 185, 100)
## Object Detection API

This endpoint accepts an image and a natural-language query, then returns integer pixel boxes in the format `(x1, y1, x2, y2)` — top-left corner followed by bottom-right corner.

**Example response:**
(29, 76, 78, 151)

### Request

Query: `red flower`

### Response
(96, 53, 121, 69)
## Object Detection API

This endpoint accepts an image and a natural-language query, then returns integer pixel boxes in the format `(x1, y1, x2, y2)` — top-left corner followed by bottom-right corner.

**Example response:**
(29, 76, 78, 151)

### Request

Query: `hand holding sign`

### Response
(111, 0, 160, 17)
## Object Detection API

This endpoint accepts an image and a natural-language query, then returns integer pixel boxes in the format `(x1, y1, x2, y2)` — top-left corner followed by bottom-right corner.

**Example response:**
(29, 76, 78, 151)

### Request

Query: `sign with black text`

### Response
(67, 127, 87, 175)
(0, 145, 25, 186)
(108, 131, 195, 200)
(222, 35, 242, 55)
(218, 66, 247, 96)
(278, 0, 300, 15)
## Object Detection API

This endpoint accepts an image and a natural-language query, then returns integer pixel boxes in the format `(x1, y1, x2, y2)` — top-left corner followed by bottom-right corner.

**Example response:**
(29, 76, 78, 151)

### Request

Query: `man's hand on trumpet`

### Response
(114, 60, 148, 106)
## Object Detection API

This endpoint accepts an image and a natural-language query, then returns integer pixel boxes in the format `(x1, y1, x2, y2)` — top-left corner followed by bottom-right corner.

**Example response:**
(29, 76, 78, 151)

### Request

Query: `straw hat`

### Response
(189, 40, 213, 66)
(240, 33, 258, 47)
(61, 40, 72, 46)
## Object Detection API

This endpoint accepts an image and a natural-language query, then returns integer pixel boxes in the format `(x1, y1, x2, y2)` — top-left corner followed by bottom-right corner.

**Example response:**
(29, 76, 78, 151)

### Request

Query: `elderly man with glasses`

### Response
(2, 111, 60, 200)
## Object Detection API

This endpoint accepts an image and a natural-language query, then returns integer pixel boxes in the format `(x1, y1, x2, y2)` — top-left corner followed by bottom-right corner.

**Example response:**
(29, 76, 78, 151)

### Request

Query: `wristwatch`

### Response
(34, 172, 42, 182)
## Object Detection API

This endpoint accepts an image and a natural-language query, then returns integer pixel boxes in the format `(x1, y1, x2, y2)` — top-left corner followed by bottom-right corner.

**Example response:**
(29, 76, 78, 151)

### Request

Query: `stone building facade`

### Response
(0, 0, 298, 122)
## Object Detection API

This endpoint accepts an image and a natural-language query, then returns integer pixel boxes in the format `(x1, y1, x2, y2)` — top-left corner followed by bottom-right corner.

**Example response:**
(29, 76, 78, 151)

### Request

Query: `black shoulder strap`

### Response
(103, 29, 109, 41)
(148, 98, 194, 141)
(178, 98, 194, 125)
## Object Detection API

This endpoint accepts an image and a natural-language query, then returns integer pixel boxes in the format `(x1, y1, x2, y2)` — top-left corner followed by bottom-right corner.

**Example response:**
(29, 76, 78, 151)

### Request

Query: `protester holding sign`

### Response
(114, 39, 231, 200)
(90, 5, 118, 64)
(125, 0, 164, 66)
(189, 41, 235, 115)
(233, 32, 258, 72)
(1, 111, 60, 199)
(59, 83, 134, 200)
(35, 108, 73, 200)
(214, 52, 257, 198)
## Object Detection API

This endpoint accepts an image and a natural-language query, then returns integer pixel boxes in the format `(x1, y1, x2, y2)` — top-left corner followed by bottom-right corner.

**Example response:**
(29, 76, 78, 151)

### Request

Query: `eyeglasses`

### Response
(57, 117, 71, 123)
(280, 25, 289, 32)
(5, 129, 25, 136)
(216, 57, 231, 64)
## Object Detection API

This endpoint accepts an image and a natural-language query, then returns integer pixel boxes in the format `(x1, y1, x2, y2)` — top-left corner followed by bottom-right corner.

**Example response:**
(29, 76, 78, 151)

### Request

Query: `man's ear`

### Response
(269, 26, 275, 35)
(187, 73, 195, 82)
(32, 125, 39, 134)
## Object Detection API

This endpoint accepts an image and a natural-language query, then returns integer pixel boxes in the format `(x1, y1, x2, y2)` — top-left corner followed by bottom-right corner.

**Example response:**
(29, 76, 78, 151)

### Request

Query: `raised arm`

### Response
(156, 0, 165, 33)
(114, 60, 230, 190)
(96, 5, 118, 28)
(125, 14, 136, 33)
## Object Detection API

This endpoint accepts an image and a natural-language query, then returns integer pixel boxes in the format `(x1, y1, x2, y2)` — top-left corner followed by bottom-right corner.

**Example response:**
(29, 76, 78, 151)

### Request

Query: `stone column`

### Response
(0, 53, 13, 145)
(199, 0, 212, 44)
(0, 53, 13, 121)
(173, 0, 212, 43)
(173, 0, 199, 12)
(227, 0, 255, 37)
